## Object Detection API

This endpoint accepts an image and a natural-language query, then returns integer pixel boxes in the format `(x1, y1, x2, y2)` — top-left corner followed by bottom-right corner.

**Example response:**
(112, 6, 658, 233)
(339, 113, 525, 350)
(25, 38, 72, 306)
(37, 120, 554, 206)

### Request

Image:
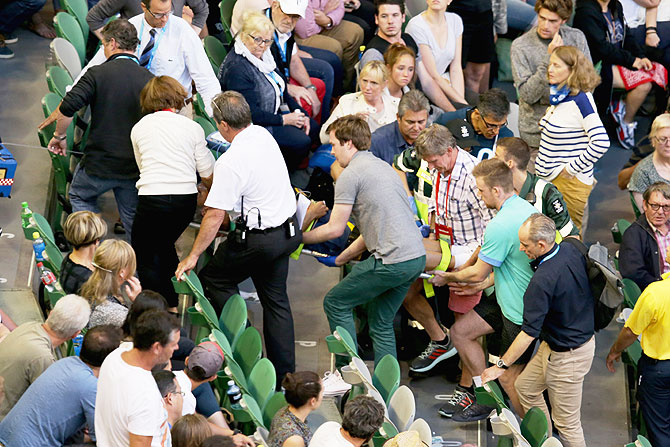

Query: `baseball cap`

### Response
(278, 0, 308, 17)
(186, 342, 224, 378)
(442, 119, 479, 149)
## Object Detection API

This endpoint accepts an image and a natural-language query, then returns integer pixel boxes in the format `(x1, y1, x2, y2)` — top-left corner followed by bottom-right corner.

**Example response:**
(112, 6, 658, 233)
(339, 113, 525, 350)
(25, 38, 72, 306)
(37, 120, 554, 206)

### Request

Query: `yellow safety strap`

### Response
(424, 239, 452, 298)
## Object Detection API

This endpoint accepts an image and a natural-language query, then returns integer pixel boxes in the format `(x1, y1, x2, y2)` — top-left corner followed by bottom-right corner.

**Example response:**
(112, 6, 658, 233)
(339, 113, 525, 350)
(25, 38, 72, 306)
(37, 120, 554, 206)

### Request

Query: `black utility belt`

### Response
(248, 220, 288, 234)
(548, 339, 589, 352)
(640, 353, 670, 364)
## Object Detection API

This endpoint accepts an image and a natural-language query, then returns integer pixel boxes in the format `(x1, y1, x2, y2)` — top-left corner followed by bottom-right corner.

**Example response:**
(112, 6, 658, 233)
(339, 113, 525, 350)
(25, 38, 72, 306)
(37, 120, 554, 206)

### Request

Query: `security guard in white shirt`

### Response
(176, 91, 301, 381)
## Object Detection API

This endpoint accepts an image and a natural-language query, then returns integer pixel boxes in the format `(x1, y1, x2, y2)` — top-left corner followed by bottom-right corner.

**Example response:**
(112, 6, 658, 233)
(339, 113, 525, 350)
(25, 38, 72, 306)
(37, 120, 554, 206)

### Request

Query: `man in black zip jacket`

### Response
(620, 181, 670, 291)
(40, 19, 154, 241)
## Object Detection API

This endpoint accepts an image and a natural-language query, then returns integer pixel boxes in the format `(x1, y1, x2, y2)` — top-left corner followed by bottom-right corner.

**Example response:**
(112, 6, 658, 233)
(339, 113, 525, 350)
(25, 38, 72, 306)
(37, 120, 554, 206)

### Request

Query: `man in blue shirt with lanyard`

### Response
(435, 88, 513, 159)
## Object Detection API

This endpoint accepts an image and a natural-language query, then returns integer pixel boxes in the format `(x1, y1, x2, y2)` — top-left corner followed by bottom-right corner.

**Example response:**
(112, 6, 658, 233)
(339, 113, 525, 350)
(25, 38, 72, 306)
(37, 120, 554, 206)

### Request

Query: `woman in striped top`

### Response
(535, 45, 610, 235)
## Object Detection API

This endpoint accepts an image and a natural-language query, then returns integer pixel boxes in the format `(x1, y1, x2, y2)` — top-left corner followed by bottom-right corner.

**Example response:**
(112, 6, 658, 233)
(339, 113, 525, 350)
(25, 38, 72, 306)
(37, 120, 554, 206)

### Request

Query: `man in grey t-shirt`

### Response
(511, 0, 590, 168)
(303, 115, 426, 365)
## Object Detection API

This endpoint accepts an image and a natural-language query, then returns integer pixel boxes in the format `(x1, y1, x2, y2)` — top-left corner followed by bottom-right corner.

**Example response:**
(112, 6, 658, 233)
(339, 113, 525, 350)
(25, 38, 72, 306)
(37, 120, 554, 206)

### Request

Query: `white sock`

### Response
(472, 376, 483, 388)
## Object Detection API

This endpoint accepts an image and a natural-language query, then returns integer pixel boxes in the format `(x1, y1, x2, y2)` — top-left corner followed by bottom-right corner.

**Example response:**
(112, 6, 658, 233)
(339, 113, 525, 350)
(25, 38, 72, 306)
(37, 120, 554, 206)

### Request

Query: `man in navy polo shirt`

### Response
(482, 213, 595, 447)
(435, 88, 513, 158)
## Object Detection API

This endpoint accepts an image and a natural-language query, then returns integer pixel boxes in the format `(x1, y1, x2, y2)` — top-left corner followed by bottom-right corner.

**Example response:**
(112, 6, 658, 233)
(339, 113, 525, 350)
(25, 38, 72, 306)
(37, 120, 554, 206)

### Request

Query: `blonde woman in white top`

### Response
(319, 60, 400, 144)
(130, 75, 215, 311)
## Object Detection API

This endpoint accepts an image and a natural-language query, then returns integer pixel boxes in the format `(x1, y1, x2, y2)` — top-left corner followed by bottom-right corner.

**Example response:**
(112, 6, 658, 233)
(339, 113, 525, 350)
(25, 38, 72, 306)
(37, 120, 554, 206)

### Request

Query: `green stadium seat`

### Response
(262, 391, 287, 428)
(372, 354, 400, 404)
(248, 358, 276, 409)
(204, 35, 227, 71)
(54, 12, 86, 65)
(63, 0, 89, 43)
(219, 294, 247, 346)
(46, 65, 73, 99)
(233, 326, 262, 378)
(520, 407, 549, 447)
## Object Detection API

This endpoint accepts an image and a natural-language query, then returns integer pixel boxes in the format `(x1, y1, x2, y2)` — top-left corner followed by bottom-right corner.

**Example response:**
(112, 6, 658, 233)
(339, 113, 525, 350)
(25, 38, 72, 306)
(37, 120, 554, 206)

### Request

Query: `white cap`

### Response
(277, 0, 308, 17)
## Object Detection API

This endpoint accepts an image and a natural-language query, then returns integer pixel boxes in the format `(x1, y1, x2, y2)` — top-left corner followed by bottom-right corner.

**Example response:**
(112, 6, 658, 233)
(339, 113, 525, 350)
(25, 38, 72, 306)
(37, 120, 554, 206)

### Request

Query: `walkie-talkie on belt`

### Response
(231, 196, 247, 246)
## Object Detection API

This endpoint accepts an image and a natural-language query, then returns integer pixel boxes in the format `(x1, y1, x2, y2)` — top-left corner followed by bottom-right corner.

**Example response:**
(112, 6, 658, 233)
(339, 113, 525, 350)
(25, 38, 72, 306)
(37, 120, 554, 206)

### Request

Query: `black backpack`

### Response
(563, 238, 625, 331)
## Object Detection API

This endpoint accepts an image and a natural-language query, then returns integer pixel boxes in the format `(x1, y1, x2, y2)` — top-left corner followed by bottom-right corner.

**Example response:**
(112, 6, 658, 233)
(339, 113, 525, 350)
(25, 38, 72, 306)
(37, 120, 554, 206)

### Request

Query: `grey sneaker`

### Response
(410, 336, 457, 373)
(437, 385, 474, 418)
(452, 401, 495, 422)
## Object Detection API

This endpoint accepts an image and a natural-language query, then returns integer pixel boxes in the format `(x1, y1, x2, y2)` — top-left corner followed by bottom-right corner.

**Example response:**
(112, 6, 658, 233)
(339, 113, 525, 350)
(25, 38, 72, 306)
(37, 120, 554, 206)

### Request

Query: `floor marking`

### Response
(0, 232, 14, 239)
(295, 340, 317, 347)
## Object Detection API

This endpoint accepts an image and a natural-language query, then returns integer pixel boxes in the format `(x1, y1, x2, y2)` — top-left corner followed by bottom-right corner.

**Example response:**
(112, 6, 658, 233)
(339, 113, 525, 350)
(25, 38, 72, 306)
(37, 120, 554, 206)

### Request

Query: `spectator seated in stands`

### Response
(0, 294, 91, 421)
(131, 75, 215, 312)
(309, 395, 385, 447)
(620, 182, 670, 291)
(153, 370, 186, 431)
(86, 0, 208, 40)
(370, 89, 429, 165)
(535, 45, 609, 235)
(320, 60, 400, 144)
(640, 0, 670, 72)
(435, 88, 513, 159)
(573, 0, 663, 149)
(268, 371, 323, 447)
(219, 11, 320, 172)
(95, 310, 180, 445)
(293, 0, 364, 90)
(494, 137, 579, 238)
(383, 44, 416, 100)
(617, 102, 670, 189)
(172, 413, 212, 447)
(511, 0, 591, 168)
(60, 211, 108, 295)
(628, 113, 670, 209)
(80, 239, 142, 328)
(173, 342, 254, 446)
(405, 0, 468, 112)
(0, 325, 122, 446)
(0, 0, 49, 59)
(359, 0, 418, 67)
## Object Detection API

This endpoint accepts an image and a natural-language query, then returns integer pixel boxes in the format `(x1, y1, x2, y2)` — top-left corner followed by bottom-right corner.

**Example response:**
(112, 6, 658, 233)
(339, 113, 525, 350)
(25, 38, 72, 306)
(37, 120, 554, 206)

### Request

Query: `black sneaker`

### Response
(409, 335, 457, 373)
(452, 401, 495, 422)
(438, 385, 474, 418)
(114, 220, 126, 234)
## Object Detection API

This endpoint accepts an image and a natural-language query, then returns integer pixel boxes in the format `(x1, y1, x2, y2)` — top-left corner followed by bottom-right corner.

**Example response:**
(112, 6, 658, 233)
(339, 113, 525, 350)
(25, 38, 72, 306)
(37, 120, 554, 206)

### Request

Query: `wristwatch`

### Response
(325, 17, 333, 29)
(306, 84, 317, 91)
(52, 133, 66, 141)
(496, 358, 509, 369)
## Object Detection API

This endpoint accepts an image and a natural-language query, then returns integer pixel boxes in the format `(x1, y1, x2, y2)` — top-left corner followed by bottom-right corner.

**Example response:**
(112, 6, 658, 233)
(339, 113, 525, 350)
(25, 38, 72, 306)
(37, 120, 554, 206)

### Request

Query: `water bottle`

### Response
(358, 45, 366, 61)
(37, 262, 58, 293)
(72, 333, 84, 356)
(32, 232, 46, 262)
(226, 380, 242, 410)
(21, 202, 37, 238)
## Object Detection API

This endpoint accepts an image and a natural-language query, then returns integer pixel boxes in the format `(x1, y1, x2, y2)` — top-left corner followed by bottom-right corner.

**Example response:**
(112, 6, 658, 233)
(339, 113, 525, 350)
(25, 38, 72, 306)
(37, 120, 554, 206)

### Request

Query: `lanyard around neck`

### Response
(137, 19, 168, 71)
(266, 9, 291, 79)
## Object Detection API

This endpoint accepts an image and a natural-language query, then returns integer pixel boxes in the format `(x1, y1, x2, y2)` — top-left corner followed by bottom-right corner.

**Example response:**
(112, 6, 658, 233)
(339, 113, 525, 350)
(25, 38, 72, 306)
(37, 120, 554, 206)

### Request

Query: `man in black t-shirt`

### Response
(359, 0, 418, 67)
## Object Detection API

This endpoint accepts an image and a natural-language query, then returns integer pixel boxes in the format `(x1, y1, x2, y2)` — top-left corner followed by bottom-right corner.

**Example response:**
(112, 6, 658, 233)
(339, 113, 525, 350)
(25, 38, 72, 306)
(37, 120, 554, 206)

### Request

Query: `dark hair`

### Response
(341, 396, 385, 441)
(374, 0, 405, 15)
(185, 363, 213, 382)
(202, 436, 236, 447)
(132, 309, 179, 351)
(153, 369, 177, 397)
(101, 19, 139, 51)
(79, 325, 123, 367)
(171, 414, 212, 447)
(534, 0, 573, 21)
(282, 371, 321, 407)
(212, 91, 252, 129)
(122, 290, 168, 337)
(326, 115, 372, 151)
(140, 76, 188, 113)
(497, 137, 531, 170)
(477, 88, 510, 121)
(472, 158, 515, 193)
(141, 0, 169, 10)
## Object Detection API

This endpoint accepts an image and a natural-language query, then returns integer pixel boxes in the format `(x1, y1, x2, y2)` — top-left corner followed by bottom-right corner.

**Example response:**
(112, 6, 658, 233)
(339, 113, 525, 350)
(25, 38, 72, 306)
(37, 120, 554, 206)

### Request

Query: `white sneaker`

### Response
(322, 370, 352, 396)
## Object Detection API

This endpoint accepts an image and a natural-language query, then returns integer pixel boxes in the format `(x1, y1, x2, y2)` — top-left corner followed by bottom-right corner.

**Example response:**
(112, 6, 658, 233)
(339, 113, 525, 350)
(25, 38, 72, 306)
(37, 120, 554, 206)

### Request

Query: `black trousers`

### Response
(199, 222, 302, 382)
(131, 193, 197, 308)
(638, 354, 670, 447)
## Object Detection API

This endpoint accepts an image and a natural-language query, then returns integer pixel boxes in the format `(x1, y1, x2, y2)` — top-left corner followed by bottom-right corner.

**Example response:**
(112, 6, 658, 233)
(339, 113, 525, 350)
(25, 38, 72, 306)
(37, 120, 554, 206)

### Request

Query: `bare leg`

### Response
(498, 364, 525, 416)
(613, 67, 653, 124)
(464, 62, 490, 94)
(454, 313, 474, 388)
(417, 63, 457, 112)
(402, 279, 446, 340)
(451, 309, 494, 376)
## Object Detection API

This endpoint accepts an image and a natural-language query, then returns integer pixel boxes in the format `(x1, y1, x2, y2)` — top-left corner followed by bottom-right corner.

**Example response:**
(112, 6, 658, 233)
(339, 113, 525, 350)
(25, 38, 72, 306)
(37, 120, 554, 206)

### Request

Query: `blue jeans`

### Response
(68, 164, 139, 240)
(302, 45, 344, 98)
(0, 0, 46, 34)
(507, 0, 537, 32)
(638, 354, 670, 447)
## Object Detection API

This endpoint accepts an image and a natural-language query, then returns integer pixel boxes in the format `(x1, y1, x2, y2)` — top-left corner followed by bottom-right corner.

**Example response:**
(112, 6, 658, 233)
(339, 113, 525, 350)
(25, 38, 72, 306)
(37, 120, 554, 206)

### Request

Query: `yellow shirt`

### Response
(625, 276, 670, 360)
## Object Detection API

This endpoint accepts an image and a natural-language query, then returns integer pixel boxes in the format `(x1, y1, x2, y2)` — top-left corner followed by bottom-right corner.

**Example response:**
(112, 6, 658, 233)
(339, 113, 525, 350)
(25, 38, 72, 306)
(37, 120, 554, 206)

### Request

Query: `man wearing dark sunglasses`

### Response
(434, 88, 513, 159)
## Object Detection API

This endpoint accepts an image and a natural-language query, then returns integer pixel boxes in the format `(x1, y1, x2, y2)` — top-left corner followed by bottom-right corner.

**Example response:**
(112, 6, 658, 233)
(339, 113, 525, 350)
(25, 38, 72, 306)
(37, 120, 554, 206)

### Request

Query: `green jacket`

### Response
(519, 172, 579, 237)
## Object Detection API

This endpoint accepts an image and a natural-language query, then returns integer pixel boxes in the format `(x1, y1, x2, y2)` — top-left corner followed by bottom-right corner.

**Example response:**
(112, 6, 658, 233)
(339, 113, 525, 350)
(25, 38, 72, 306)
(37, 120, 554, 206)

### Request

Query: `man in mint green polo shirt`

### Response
(428, 158, 537, 422)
